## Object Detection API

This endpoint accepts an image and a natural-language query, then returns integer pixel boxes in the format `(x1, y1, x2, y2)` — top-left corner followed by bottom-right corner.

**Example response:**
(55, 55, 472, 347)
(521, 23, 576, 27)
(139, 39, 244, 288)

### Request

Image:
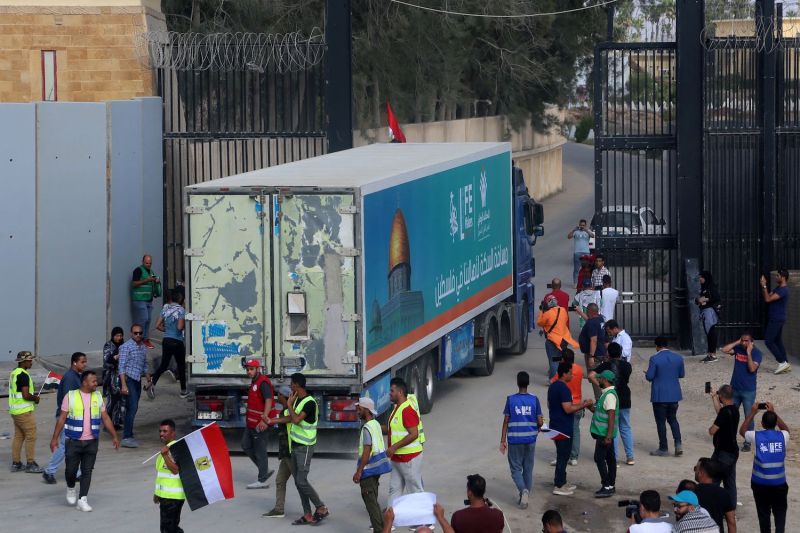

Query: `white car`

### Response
(588, 205, 668, 250)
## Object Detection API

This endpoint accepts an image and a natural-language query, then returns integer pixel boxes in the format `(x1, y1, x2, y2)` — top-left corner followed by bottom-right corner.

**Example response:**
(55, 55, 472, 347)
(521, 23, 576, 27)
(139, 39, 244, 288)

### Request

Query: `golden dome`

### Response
(388, 209, 411, 272)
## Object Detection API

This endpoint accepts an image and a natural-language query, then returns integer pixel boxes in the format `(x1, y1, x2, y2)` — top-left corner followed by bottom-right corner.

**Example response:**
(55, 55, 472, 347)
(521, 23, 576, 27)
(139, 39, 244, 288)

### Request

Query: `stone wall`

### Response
(0, 1, 164, 102)
(354, 113, 566, 200)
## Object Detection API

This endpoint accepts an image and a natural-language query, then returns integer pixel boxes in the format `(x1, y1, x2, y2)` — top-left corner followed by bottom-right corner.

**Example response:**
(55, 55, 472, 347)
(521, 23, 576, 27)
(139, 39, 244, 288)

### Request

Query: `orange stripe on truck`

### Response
(366, 275, 513, 369)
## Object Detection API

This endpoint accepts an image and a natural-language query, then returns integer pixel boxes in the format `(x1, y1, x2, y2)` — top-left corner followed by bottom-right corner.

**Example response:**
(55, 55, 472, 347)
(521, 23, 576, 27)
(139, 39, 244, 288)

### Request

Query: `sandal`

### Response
(313, 507, 330, 522)
(292, 516, 317, 526)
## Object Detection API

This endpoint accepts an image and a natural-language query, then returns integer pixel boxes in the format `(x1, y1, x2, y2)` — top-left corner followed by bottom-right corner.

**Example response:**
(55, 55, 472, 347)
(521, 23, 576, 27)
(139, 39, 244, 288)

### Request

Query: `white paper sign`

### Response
(392, 492, 437, 527)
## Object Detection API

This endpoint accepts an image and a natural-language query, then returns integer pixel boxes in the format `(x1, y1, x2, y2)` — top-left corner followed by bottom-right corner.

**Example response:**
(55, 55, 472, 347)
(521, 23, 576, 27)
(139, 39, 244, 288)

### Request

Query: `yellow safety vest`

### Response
(64, 390, 103, 440)
(155, 440, 185, 500)
(289, 395, 318, 449)
(8, 367, 35, 415)
(407, 393, 426, 444)
(389, 398, 423, 456)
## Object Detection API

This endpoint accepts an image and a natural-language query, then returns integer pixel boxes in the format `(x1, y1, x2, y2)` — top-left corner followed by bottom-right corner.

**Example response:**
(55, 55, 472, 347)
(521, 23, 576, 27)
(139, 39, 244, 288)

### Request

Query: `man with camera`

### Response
(432, 474, 504, 533)
(537, 295, 578, 380)
(567, 219, 594, 284)
(625, 490, 672, 533)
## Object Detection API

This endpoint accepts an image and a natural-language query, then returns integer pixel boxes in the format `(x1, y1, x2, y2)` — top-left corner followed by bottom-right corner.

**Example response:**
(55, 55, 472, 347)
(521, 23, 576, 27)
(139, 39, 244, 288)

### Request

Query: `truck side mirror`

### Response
(527, 200, 544, 228)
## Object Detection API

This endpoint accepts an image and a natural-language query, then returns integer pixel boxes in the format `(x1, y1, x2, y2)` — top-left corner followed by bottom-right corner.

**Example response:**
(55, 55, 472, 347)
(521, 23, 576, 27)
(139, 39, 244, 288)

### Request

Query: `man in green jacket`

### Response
(587, 369, 618, 499)
(131, 254, 161, 349)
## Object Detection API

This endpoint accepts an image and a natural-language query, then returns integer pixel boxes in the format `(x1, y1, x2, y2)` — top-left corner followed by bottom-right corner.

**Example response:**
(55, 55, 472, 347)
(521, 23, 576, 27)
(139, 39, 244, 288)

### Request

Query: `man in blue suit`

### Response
(646, 336, 685, 457)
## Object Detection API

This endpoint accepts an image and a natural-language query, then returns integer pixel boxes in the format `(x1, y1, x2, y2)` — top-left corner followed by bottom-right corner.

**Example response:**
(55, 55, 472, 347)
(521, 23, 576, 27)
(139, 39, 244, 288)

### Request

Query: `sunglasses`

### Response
(132, 331, 144, 335)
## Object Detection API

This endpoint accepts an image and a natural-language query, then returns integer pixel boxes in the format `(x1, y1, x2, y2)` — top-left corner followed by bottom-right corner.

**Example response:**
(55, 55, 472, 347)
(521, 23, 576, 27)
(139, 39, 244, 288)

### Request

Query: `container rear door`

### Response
(273, 193, 358, 378)
(186, 193, 271, 375)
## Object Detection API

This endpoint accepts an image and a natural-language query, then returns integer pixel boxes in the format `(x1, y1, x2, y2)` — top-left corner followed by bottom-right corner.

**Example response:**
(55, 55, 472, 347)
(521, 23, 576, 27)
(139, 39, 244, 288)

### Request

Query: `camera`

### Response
(758, 402, 768, 410)
(546, 283, 554, 289)
(619, 500, 641, 524)
(568, 305, 577, 311)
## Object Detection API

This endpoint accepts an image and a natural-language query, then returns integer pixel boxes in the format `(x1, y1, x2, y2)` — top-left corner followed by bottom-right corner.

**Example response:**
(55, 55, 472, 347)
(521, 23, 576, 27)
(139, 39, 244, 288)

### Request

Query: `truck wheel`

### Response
(474, 324, 496, 376)
(509, 301, 529, 355)
(416, 356, 435, 414)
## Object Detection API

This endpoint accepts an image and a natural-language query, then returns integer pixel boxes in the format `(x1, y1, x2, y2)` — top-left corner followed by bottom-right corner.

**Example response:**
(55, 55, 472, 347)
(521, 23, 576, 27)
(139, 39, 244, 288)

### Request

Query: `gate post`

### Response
(325, 0, 353, 153)
(759, 0, 777, 273)
(676, 0, 705, 351)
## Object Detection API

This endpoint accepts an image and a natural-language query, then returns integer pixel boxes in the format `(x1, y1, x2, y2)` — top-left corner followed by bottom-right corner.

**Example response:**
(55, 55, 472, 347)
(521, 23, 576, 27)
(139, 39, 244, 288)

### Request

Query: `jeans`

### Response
(764, 320, 787, 364)
(593, 434, 616, 487)
(360, 475, 384, 532)
(65, 438, 98, 498)
(652, 402, 682, 451)
(733, 388, 756, 432)
(11, 411, 37, 463)
(388, 453, 424, 504)
(554, 438, 571, 488)
(241, 427, 270, 482)
(123, 378, 142, 439)
(573, 252, 584, 284)
(273, 455, 293, 512)
(571, 409, 583, 460)
(545, 340, 562, 380)
(614, 408, 634, 460)
(132, 300, 153, 339)
(153, 338, 186, 391)
(752, 481, 788, 533)
(291, 444, 324, 515)
(507, 441, 535, 494)
(159, 497, 185, 533)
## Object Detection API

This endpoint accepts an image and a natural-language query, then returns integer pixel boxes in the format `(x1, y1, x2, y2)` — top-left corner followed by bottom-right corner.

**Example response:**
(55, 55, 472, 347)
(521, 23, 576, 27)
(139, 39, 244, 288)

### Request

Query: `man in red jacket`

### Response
(242, 359, 273, 489)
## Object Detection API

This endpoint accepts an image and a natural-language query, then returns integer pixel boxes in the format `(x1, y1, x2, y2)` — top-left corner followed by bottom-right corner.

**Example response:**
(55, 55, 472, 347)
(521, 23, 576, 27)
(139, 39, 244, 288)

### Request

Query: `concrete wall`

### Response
(0, 98, 162, 361)
(783, 270, 800, 359)
(0, 1, 165, 103)
(354, 113, 566, 200)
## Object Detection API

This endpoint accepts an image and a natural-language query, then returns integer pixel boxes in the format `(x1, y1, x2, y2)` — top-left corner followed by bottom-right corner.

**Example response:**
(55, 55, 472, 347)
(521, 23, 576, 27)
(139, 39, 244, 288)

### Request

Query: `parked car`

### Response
(588, 205, 668, 251)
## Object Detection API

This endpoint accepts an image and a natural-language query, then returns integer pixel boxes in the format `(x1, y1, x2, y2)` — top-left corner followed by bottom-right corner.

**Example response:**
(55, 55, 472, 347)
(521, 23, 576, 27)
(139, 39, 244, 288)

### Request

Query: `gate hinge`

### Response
(184, 206, 205, 214)
(184, 248, 204, 257)
(336, 247, 360, 257)
(341, 313, 361, 322)
(185, 313, 205, 321)
(338, 205, 359, 214)
(186, 354, 207, 363)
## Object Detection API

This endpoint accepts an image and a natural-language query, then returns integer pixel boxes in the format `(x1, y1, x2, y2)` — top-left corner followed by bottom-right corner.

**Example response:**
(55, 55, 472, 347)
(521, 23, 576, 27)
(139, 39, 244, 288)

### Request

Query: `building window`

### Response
(41, 50, 57, 101)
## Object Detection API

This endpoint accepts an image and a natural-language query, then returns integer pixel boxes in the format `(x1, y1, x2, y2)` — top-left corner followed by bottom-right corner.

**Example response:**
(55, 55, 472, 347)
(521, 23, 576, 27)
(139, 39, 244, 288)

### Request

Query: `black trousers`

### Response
(752, 482, 788, 533)
(159, 498, 185, 533)
(153, 338, 186, 391)
(65, 439, 98, 498)
(707, 324, 718, 353)
(593, 434, 616, 487)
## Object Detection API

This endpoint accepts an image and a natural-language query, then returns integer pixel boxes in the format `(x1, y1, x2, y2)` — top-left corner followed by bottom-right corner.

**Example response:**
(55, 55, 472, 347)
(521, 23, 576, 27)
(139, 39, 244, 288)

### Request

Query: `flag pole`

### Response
(141, 422, 217, 465)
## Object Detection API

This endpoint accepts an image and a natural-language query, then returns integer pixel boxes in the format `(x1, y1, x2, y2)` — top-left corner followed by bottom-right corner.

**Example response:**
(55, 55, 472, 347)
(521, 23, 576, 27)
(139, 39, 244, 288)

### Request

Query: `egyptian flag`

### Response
(540, 426, 571, 441)
(170, 423, 234, 510)
(42, 371, 62, 390)
(387, 102, 406, 143)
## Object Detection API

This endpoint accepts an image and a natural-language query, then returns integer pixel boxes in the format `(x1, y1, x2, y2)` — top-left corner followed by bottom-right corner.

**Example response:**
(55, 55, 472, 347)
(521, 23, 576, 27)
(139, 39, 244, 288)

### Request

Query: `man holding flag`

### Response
(154, 419, 185, 533)
(43, 352, 86, 484)
(8, 350, 43, 473)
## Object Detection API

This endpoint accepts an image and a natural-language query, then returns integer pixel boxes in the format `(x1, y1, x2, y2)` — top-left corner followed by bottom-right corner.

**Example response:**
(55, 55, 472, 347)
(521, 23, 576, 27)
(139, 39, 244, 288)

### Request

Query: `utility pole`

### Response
(325, 0, 353, 153)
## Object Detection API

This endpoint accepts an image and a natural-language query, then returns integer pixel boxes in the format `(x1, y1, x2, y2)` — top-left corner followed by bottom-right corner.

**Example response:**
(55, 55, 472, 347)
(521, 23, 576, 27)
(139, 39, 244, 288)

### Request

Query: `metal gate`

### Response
(156, 54, 327, 286)
(593, 42, 679, 339)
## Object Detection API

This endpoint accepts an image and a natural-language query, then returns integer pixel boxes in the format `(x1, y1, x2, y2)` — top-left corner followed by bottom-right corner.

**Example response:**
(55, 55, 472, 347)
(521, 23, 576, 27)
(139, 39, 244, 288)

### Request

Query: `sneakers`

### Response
(76, 496, 92, 512)
(595, 486, 615, 498)
(649, 449, 669, 457)
(42, 472, 57, 484)
(66, 487, 77, 505)
(121, 438, 140, 448)
(774, 362, 792, 374)
(519, 489, 529, 509)
(626, 457, 636, 465)
(247, 480, 270, 489)
(25, 461, 44, 473)
(263, 509, 285, 518)
(741, 442, 752, 452)
(701, 354, 719, 363)
(675, 448, 684, 457)
(569, 458, 578, 466)
(143, 339, 155, 349)
(179, 390, 191, 399)
(10, 462, 24, 473)
(553, 485, 575, 496)
(166, 369, 177, 382)
(550, 458, 557, 466)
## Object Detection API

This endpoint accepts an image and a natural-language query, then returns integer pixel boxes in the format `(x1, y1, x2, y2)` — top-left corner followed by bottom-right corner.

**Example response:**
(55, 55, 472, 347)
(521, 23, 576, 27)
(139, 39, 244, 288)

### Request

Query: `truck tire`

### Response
(508, 301, 529, 355)
(416, 356, 435, 414)
(474, 323, 497, 376)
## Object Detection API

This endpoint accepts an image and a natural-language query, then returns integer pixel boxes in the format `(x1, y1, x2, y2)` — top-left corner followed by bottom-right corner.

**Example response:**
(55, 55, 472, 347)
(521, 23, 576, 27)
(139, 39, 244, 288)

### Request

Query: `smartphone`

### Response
(705, 382, 711, 394)
(758, 403, 768, 410)
(546, 283, 554, 289)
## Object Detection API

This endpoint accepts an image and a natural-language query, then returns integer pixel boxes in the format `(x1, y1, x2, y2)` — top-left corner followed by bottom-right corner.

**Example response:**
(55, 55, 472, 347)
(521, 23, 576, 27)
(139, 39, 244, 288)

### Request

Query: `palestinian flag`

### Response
(540, 426, 571, 441)
(170, 423, 234, 510)
(42, 371, 62, 389)
(387, 102, 406, 143)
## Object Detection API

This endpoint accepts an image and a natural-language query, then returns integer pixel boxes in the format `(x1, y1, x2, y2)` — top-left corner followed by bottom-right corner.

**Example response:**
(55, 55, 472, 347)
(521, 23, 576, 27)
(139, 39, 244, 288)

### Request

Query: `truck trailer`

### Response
(183, 142, 543, 446)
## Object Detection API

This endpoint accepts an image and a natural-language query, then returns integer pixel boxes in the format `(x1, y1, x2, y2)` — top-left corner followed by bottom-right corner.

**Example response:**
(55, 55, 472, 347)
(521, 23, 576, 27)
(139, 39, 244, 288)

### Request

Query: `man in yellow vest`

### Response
(386, 377, 424, 505)
(50, 370, 120, 511)
(154, 419, 185, 533)
(354, 397, 391, 532)
(8, 350, 42, 473)
(263, 385, 294, 518)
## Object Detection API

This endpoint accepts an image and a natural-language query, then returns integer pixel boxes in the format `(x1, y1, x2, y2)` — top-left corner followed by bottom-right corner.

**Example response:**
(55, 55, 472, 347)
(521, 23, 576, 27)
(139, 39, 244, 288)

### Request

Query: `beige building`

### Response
(714, 17, 800, 38)
(0, 0, 165, 102)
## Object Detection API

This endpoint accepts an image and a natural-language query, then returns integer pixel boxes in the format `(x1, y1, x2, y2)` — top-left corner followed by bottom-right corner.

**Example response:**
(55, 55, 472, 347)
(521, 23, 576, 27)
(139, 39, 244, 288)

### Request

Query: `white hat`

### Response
(358, 397, 378, 416)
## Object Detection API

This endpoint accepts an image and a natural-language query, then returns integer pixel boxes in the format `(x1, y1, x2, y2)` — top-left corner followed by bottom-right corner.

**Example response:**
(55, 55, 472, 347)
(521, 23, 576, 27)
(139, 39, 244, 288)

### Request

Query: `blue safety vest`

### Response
(506, 393, 540, 445)
(751, 429, 786, 486)
(64, 390, 103, 440)
(358, 419, 392, 479)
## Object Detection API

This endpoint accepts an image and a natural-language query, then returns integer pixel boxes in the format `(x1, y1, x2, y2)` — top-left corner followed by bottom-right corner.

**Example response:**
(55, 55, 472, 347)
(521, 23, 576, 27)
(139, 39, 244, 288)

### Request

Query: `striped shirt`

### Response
(118, 338, 148, 381)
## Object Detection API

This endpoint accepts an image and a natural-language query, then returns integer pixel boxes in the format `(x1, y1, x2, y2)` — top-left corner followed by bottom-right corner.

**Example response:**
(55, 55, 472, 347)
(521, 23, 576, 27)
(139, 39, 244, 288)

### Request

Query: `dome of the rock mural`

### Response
(388, 208, 410, 272)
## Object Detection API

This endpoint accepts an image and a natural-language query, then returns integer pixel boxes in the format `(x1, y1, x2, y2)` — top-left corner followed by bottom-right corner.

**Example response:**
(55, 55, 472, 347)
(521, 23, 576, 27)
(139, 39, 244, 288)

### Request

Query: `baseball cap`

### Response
(244, 358, 261, 368)
(582, 278, 592, 287)
(597, 369, 616, 381)
(16, 351, 34, 362)
(358, 397, 378, 416)
(277, 385, 292, 397)
(669, 490, 699, 506)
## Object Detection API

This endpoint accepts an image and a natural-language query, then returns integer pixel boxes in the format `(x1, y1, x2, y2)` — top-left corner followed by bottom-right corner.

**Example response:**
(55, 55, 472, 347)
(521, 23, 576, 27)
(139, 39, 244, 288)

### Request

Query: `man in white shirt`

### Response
(598, 275, 619, 323)
(605, 320, 632, 362)
(627, 490, 672, 533)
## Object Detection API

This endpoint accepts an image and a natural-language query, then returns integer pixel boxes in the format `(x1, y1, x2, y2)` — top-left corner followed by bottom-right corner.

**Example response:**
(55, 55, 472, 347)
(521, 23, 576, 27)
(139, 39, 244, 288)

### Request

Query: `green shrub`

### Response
(574, 115, 593, 143)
